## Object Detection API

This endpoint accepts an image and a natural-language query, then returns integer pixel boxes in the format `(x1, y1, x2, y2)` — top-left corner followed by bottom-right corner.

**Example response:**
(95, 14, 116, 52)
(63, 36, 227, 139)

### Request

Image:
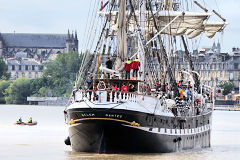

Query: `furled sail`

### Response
(204, 22, 226, 38)
(99, 10, 226, 40)
(155, 11, 226, 39)
(115, 0, 127, 72)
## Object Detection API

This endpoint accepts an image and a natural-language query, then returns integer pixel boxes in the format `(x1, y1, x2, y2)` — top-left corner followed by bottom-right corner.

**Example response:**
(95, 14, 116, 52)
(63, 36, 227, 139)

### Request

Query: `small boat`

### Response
(25, 121, 38, 126)
(15, 122, 26, 125)
(14, 121, 37, 126)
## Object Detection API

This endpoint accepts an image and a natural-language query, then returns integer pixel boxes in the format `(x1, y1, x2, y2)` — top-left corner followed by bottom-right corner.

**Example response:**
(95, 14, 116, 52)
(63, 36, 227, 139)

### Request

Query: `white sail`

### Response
(115, 0, 127, 72)
(99, 10, 226, 39)
(204, 22, 226, 38)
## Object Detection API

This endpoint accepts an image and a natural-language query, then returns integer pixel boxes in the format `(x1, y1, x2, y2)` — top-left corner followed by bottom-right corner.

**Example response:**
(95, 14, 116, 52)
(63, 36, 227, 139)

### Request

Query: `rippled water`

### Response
(0, 105, 240, 160)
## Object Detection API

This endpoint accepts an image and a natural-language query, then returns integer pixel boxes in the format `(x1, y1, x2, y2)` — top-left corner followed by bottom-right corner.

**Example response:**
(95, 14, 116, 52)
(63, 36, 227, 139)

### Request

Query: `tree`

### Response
(0, 80, 11, 104)
(30, 51, 83, 97)
(5, 78, 32, 104)
(30, 76, 52, 96)
(0, 58, 10, 80)
(221, 82, 234, 96)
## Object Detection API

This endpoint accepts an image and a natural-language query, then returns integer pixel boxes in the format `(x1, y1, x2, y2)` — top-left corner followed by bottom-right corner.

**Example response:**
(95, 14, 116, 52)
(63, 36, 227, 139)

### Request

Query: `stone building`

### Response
(174, 46, 240, 92)
(7, 57, 43, 80)
(0, 31, 78, 80)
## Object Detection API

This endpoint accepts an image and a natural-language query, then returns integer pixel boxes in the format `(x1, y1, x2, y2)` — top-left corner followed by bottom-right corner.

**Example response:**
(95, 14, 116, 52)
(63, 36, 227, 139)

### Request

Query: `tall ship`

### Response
(64, 0, 227, 153)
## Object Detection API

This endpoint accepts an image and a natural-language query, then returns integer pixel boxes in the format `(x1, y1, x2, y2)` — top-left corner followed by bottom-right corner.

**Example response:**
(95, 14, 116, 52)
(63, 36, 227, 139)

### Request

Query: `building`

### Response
(174, 44, 240, 92)
(0, 31, 78, 80)
(7, 57, 43, 80)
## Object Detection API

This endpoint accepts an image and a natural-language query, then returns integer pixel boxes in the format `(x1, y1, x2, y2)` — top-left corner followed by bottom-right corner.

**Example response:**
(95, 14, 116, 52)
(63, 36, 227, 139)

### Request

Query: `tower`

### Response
(217, 40, 221, 54)
(66, 30, 78, 53)
(212, 41, 216, 51)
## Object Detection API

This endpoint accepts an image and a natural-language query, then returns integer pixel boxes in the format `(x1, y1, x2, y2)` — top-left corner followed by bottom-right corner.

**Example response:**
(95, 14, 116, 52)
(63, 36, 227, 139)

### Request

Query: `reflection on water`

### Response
(0, 105, 240, 160)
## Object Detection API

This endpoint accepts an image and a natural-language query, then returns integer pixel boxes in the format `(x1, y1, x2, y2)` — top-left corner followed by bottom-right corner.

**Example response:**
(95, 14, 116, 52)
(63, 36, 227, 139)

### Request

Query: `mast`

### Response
(147, 0, 178, 97)
(138, 0, 146, 81)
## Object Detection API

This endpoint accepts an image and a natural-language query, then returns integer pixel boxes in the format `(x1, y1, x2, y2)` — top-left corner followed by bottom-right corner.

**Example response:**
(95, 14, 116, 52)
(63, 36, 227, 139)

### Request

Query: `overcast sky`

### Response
(0, 0, 239, 52)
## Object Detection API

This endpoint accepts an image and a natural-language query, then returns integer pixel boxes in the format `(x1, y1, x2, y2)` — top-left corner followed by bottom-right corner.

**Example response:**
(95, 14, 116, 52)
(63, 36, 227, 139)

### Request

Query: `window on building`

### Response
(25, 65, 28, 71)
(220, 72, 222, 78)
(35, 72, 38, 78)
(229, 72, 234, 80)
(234, 63, 239, 70)
(12, 65, 15, 71)
(39, 66, 44, 71)
(22, 72, 25, 77)
(29, 72, 32, 78)
(19, 65, 21, 71)
(15, 72, 18, 79)
(32, 65, 35, 71)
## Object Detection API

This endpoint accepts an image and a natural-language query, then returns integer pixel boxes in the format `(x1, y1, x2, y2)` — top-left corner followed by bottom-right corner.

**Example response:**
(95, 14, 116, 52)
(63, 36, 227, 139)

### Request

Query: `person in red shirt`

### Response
(121, 83, 128, 94)
(131, 58, 140, 78)
(112, 84, 119, 92)
(125, 59, 132, 79)
(111, 84, 119, 101)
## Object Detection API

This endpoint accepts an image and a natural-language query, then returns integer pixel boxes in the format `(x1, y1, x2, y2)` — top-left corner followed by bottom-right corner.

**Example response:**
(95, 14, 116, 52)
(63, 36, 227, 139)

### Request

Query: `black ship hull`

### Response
(67, 107, 212, 153)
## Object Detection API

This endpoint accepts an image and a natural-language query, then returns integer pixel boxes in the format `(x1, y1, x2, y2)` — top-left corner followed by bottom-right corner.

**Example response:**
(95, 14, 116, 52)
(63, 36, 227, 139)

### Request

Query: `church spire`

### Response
(71, 31, 74, 39)
(67, 29, 70, 39)
(75, 31, 78, 40)
(217, 40, 221, 54)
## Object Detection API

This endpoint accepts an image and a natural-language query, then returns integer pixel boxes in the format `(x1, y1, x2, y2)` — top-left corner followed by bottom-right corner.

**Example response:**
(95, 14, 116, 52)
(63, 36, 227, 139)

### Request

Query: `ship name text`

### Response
(105, 114, 122, 118)
(81, 113, 95, 117)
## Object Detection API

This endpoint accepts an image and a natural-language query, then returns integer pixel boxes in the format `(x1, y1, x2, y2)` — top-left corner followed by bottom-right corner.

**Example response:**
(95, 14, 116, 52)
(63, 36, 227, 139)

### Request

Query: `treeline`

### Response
(0, 51, 94, 104)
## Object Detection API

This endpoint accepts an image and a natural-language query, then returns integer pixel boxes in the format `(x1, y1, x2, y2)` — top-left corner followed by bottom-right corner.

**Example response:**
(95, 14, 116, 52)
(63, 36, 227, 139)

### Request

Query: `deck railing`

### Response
(74, 90, 141, 103)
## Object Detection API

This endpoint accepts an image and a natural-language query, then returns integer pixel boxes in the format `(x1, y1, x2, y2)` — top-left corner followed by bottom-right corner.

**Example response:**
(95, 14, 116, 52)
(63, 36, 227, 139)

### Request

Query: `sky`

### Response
(0, 0, 239, 53)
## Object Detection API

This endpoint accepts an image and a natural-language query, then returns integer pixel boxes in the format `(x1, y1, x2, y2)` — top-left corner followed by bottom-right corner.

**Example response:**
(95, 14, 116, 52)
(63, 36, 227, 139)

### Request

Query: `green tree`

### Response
(0, 58, 10, 80)
(30, 51, 83, 97)
(30, 76, 52, 96)
(5, 78, 32, 104)
(0, 80, 11, 104)
(221, 82, 234, 95)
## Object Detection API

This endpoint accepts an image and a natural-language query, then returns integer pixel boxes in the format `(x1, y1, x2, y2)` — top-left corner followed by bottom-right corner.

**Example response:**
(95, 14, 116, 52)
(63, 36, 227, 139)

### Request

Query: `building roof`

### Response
(7, 58, 41, 65)
(1, 33, 67, 48)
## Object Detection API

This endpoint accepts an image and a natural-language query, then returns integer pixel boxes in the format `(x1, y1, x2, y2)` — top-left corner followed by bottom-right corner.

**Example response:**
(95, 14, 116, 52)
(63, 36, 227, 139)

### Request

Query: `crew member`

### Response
(86, 77, 94, 100)
(179, 87, 185, 99)
(125, 58, 132, 79)
(131, 58, 140, 78)
(106, 57, 113, 69)
(121, 83, 128, 94)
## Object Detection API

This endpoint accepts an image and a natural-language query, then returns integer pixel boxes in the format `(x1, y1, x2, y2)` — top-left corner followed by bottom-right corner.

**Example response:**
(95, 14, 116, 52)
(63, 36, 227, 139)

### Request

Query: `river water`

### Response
(0, 105, 240, 160)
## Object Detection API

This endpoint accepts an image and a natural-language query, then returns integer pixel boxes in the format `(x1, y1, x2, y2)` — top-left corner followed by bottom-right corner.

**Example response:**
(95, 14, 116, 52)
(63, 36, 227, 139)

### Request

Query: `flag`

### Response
(100, 0, 103, 11)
